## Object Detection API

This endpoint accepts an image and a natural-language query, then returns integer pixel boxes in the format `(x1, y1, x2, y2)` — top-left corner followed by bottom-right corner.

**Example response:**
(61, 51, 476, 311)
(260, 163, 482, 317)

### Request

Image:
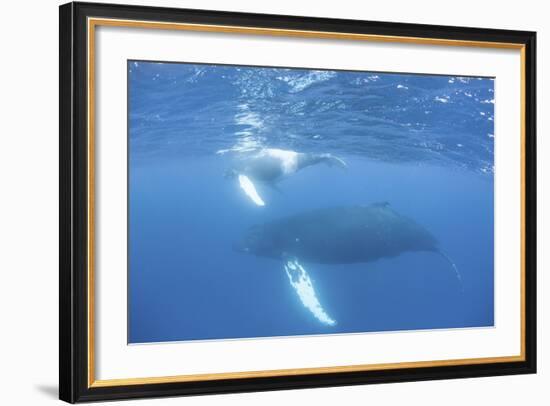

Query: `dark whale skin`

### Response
(235, 203, 439, 264)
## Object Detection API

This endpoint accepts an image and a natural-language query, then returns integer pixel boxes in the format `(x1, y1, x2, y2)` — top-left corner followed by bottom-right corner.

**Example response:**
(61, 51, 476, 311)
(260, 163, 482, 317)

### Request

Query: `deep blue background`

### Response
(128, 61, 494, 343)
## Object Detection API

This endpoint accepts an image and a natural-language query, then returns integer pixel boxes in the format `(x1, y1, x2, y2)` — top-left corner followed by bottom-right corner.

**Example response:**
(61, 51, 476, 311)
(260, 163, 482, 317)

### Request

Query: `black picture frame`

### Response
(60, 1, 536, 403)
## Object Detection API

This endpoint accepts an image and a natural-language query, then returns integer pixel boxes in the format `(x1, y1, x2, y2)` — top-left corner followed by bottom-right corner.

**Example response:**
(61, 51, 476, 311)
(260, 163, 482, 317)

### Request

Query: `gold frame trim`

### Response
(87, 17, 527, 388)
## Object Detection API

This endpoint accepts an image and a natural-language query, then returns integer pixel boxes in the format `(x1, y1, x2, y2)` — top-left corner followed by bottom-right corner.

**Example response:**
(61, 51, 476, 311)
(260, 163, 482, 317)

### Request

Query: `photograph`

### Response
(0, 0, 542, 404)
(55, 2, 537, 402)
(128, 61, 495, 343)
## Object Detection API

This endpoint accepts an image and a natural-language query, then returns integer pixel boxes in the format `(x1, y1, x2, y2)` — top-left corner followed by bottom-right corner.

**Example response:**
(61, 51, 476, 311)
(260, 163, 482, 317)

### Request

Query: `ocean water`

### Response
(128, 61, 494, 344)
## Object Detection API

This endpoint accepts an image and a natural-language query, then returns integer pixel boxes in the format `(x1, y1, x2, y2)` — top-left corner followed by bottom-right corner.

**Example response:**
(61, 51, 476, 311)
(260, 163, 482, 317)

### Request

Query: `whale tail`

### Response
(436, 249, 464, 292)
(318, 153, 348, 169)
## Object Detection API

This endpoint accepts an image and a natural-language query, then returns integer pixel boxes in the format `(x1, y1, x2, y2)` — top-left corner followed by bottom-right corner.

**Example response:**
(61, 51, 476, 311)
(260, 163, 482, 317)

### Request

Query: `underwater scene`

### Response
(128, 60, 494, 343)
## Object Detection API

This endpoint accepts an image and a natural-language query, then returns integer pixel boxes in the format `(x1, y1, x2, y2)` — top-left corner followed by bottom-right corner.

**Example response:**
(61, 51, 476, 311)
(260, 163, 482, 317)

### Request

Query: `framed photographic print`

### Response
(59, 1, 536, 403)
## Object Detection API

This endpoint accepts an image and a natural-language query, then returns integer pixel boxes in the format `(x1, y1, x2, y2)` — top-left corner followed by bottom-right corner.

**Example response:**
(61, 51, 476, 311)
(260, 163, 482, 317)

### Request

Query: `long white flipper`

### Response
(238, 174, 265, 206)
(284, 259, 336, 326)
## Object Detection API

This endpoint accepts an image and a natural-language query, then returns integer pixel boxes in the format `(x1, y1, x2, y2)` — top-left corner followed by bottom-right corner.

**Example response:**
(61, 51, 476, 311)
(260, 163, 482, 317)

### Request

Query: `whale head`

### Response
(233, 224, 281, 259)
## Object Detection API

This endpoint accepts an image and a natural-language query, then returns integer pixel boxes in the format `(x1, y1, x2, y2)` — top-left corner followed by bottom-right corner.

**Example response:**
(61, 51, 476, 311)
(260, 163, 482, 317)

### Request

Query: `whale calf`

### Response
(235, 203, 461, 325)
(226, 148, 347, 206)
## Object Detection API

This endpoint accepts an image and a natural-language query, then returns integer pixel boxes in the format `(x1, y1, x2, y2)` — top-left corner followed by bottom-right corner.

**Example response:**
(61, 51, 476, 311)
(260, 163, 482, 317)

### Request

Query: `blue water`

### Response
(128, 61, 494, 344)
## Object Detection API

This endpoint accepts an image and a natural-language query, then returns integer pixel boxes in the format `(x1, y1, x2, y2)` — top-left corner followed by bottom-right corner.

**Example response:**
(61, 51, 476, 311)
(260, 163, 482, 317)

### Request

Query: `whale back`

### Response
(235, 203, 438, 264)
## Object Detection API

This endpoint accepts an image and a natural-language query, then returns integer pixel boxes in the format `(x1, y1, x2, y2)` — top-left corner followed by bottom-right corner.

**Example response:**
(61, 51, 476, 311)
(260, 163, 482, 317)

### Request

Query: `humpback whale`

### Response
(234, 203, 461, 325)
(225, 148, 347, 206)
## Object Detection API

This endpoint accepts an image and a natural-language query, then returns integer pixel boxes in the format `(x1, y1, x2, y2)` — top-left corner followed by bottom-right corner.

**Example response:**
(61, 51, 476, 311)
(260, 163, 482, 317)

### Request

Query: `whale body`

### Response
(234, 203, 461, 326)
(225, 148, 346, 206)
(228, 148, 347, 183)
(235, 203, 440, 264)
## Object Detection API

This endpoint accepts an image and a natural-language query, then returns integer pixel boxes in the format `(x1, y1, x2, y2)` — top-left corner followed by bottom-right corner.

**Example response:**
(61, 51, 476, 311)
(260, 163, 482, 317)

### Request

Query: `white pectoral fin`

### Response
(284, 259, 336, 326)
(238, 174, 265, 206)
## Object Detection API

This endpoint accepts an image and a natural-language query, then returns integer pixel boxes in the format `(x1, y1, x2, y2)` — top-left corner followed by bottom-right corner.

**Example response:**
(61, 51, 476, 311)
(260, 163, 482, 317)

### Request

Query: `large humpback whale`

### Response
(225, 148, 347, 206)
(234, 203, 461, 325)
